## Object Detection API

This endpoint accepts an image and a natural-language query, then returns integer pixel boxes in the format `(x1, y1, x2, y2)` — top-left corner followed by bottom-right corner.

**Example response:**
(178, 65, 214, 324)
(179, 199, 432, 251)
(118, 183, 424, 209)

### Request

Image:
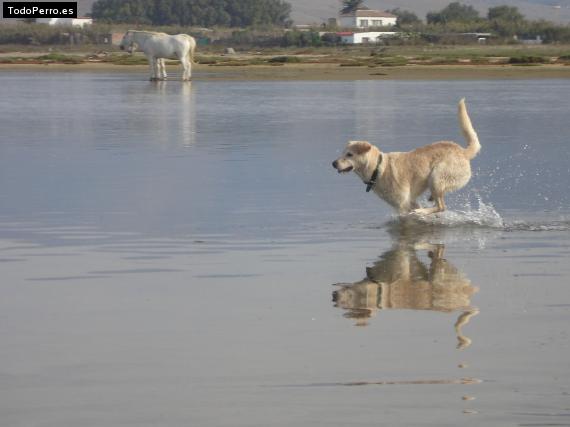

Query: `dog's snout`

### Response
(332, 160, 338, 169)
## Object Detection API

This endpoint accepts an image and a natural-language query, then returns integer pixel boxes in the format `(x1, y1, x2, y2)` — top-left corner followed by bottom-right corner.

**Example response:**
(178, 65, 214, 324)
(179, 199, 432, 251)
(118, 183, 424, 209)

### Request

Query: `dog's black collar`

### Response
(365, 154, 382, 193)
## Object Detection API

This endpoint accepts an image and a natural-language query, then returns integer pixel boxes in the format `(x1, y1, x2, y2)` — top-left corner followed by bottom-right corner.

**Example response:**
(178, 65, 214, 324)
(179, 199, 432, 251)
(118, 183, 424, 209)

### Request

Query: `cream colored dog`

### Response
(332, 99, 480, 215)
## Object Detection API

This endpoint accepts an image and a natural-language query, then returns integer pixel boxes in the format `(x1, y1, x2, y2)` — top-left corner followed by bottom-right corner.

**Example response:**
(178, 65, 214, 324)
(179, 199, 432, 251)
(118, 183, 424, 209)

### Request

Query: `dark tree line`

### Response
(386, 2, 570, 42)
(426, 2, 480, 24)
(91, 0, 292, 27)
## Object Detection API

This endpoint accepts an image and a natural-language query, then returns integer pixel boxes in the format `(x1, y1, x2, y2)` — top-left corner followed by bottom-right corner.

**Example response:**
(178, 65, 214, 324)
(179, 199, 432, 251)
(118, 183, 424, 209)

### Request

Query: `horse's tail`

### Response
(183, 34, 196, 64)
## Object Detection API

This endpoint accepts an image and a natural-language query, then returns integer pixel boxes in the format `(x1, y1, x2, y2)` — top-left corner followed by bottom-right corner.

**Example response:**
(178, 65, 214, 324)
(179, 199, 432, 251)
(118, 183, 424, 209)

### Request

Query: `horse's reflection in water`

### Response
(144, 81, 196, 146)
(332, 224, 479, 349)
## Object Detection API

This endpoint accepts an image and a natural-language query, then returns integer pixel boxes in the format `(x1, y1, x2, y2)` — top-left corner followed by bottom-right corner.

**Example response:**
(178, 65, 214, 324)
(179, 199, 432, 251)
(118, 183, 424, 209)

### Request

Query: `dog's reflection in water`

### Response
(332, 232, 479, 349)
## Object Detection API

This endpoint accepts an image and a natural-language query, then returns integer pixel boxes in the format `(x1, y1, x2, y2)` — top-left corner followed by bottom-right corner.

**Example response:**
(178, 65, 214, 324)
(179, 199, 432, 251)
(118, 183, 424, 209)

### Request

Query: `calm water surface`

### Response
(1, 72, 569, 426)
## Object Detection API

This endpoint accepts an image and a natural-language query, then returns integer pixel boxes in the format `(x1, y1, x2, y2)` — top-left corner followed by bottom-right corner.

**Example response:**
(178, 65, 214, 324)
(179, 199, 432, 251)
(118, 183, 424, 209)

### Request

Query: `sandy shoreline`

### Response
(1, 61, 570, 79)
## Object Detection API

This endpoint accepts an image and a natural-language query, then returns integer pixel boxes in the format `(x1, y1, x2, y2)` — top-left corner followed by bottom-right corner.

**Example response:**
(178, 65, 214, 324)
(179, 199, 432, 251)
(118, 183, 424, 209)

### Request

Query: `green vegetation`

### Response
(1, 1, 569, 58)
(340, 0, 365, 15)
(281, 30, 322, 47)
(35, 53, 84, 63)
(508, 55, 548, 64)
(427, 2, 480, 25)
(0, 22, 115, 45)
(373, 55, 408, 66)
(1, 44, 570, 69)
(389, 3, 570, 44)
(268, 55, 301, 63)
(0, 53, 84, 64)
(387, 8, 421, 27)
(101, 53, 149, 65)
(91, 0, 292, 27)
(488, 6, 524, 23)
(0, 23, 76, 45)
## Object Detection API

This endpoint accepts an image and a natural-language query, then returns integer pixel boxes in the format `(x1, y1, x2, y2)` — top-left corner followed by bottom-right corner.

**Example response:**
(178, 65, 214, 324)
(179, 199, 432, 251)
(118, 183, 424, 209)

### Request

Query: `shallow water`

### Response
(1, 72, 569, 426)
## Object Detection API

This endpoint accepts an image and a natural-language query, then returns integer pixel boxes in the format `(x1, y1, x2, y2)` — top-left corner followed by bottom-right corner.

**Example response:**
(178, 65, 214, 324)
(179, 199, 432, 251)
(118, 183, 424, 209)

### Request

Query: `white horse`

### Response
(120, 30, 196, 81)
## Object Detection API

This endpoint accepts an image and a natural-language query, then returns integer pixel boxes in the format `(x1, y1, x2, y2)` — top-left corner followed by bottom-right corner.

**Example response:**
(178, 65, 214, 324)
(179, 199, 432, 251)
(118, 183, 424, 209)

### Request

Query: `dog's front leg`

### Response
(412, 194, 446, 215)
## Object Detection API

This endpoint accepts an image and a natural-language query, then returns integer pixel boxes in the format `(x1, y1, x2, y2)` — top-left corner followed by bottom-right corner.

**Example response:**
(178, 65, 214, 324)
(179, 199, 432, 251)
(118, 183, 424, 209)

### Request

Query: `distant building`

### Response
(339, 9, 397, 29)
(514, 35, 543, 45)
(35, 17, 93, 28)
(461, 32, 492, 43)
(337, 31, 398, 44)
(423, 32, 493, 44)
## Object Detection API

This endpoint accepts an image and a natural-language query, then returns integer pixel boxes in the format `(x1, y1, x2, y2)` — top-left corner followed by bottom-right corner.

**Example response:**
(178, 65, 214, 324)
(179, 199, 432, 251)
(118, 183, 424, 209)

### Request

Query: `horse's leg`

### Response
(160, 59, 167, 80)
(147, 55, 157, 80)
(155, 57, 163, 81)
(181, 57, 187, 81)
(186, 54, 192, 80)
(178, 54, 186, 81)
(182, 54, 191, 81)
(156, 58, 164, 80)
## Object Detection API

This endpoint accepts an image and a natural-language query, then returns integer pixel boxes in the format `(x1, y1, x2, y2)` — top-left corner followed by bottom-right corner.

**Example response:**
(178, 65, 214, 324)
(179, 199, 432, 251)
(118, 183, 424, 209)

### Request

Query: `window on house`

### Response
(362, 37, 370, 43)
(372, 20, 382, 26)
(360, 19, 369, 27)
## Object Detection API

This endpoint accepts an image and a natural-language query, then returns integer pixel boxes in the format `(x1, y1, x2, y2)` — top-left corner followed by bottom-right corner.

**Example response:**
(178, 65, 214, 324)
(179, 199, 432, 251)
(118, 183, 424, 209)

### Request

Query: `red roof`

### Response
(336, 32, 354, 36)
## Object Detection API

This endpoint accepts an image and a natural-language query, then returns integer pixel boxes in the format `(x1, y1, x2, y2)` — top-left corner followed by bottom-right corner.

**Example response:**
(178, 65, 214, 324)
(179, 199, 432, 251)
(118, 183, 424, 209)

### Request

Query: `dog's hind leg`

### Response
(413, 163, 463, 215)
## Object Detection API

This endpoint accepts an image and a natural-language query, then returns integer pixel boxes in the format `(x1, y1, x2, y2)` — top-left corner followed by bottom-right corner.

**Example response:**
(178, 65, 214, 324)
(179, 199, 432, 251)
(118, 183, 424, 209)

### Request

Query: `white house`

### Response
(36, 17, 93, 28)
(339, 9, 397, 29)
(338, 31, 397, 44)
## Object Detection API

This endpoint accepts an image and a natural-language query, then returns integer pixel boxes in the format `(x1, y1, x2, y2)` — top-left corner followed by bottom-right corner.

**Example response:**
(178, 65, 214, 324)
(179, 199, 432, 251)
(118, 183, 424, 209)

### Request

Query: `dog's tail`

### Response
(458, 98, 480, 160)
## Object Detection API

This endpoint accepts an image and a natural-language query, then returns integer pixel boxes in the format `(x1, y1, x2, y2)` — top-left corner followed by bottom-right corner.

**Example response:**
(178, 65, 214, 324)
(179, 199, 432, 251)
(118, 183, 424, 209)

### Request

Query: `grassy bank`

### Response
(1, 44, 569, 79)
(2, 43, 570, 66)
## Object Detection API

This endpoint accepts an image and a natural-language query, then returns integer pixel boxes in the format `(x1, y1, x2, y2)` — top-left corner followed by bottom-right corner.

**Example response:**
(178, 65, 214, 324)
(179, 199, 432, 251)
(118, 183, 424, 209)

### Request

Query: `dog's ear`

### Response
(349, 141, 372, 155)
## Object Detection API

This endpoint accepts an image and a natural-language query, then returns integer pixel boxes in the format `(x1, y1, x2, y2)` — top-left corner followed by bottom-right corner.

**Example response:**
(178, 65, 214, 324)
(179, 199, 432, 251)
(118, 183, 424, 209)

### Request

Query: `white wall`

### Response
(339, 15, 396, 29)
(341, 32, 398, 44)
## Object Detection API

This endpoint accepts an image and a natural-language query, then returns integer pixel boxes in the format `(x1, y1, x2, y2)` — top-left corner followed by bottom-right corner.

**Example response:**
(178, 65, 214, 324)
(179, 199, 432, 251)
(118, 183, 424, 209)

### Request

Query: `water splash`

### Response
(405, 195, 504, 229)
(395, 194, 570, 233)
(505, 219, 570, 232)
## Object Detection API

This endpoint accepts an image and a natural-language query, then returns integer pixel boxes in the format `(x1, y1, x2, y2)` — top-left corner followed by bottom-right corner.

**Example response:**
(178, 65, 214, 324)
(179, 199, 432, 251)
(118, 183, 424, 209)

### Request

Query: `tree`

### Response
(487, 5, 525, 36)
(91, 0, 292, 27)
(387, 8, 421, 27)
(427, 2, 480, 25)
(488, 5, 524, 23)
(340, 0, 365, 15)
